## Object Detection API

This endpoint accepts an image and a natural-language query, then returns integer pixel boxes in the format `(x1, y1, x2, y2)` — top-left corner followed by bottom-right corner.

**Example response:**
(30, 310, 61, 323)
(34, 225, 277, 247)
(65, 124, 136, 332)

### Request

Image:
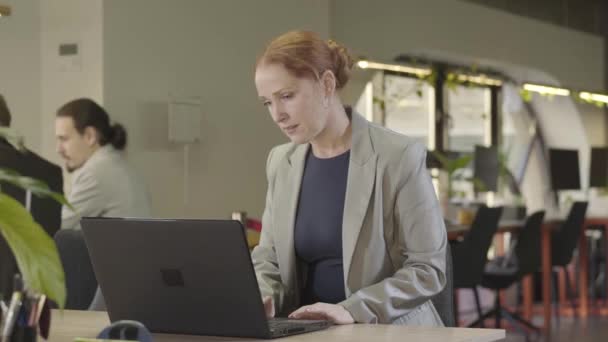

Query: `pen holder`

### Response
(0, 288, 48, 342)
(9, 326, 36, 342)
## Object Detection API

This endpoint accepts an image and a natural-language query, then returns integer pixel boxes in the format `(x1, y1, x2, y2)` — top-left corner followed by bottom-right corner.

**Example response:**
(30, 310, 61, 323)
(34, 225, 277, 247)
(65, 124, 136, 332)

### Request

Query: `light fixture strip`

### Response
(455, 74, 503, 86)
(358, 60, 608, 103)
(357, 60, 503, 86)
(579, 92, 608, 104)
(522, 83, 571, 96)
(357, 60, 432, 77)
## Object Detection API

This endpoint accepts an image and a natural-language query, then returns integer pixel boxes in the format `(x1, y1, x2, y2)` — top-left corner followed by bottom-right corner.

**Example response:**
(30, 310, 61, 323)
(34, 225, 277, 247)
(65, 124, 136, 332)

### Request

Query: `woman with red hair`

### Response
(252, 31, 447, 326)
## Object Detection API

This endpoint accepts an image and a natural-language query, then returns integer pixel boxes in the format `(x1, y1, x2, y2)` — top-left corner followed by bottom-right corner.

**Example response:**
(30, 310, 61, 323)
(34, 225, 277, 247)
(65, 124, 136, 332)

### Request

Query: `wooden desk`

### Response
(48, 310, 505, 342)
(446, 220, 524, 240)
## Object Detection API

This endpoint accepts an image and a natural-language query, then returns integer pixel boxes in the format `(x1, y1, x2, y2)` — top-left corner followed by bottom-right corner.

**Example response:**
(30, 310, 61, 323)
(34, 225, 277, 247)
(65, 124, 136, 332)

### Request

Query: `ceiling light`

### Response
(522, 83, 570, 96)
(357, 60, 432, 77)
(454, 73, 502, 87)
(579, 92, 608, 104)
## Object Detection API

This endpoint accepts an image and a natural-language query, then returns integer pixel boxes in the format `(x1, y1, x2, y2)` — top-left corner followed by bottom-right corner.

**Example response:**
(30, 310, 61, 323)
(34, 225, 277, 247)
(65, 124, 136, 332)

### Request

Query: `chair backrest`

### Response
(552, 201, 588, 266)
(452, 205, 503, 288)
(431, 242, 455, 327)
(513, 210, 546, 275)
(54, 229, 98, 309)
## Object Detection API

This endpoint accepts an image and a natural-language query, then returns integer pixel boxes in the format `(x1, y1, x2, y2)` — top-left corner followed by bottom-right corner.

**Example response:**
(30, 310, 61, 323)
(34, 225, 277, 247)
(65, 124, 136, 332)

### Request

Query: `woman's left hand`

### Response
(288, 303, 355, 324)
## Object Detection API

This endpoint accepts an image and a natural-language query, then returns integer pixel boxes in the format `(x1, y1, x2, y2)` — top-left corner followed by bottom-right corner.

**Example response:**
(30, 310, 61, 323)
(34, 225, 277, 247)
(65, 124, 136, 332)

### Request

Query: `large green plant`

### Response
(0, 128, 69, 308)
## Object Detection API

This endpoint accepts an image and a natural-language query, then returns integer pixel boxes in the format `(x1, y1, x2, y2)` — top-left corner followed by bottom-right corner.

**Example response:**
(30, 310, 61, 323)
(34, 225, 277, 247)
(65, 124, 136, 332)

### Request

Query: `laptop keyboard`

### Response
(269, 318, 308, 329)
(268, 317, 326, 329)
(267, 317, 330, 337)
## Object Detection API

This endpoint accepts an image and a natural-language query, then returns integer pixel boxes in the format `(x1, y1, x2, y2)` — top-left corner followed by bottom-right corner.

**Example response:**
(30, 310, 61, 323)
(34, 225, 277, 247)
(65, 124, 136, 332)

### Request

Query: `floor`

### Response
(500, 316, 608, 342)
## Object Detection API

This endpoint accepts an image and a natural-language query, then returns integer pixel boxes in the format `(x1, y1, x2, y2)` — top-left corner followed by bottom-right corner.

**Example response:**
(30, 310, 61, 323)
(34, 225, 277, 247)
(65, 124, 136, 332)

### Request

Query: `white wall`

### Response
(0, 0, 41, 151)
(2, 0, 604, 220)
(332, 0, 605, 90)
(39, 0, 104, 166)
(102, 0, 330, 219)
(578, 104, 607, 145)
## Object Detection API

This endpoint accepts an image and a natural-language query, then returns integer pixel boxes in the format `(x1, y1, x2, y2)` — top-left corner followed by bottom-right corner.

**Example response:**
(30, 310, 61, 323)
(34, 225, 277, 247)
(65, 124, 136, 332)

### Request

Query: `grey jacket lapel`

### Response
(274, 144, 308, 294)
(342, 113, 377, 295)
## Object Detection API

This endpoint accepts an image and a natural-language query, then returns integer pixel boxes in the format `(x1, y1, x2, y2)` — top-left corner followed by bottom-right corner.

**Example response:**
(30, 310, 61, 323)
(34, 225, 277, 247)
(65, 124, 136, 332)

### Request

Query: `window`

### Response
(383, 74, 433, 147)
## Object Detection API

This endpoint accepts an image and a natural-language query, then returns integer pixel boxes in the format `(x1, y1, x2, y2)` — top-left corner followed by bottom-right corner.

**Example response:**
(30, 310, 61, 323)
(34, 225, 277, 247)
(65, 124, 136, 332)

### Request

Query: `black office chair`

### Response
(54, 229, 98, 310)
(451, 205, 503, 327)
(472, 211, 545, 337)
(431, 242, 455, 327)
(550, 201, 588, 314)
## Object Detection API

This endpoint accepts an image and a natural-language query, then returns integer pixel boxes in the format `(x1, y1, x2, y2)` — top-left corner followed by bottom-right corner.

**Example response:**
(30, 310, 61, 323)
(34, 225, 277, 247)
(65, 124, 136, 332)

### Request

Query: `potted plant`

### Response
(0, 128, 68, 308)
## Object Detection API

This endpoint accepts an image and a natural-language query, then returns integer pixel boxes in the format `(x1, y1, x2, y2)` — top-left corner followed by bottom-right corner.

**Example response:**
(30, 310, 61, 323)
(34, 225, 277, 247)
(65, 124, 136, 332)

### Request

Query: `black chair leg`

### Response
(507, 311, 541, 332)
(494, 292, 501, 328)
(500, 309, 528, 339)
(589, 237, 597, 301)
(563, 266, 578, 314)
(468, 308, 496, 328)
(453, 294, 459, 327)
(552, 270, 560, 325)
(473, 287, 484, 328)
(502, 309, 543, 342)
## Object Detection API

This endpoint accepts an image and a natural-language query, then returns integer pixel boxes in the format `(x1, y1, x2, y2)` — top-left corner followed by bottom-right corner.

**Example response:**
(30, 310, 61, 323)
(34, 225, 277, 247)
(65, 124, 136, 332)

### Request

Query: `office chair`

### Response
(451, 205, 503, 327)
(54, 229, 98, 309)
(473, 211, 545, 338)
(550, 201, 588, 315)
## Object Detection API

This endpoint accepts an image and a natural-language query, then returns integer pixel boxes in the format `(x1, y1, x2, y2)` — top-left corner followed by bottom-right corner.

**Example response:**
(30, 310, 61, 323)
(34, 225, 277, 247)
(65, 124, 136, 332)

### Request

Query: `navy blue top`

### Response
(294, 148, 350, 305)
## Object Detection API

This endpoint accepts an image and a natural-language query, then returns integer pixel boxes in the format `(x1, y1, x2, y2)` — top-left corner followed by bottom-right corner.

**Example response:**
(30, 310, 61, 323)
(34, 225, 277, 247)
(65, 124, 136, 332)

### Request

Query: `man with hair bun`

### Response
(55, 98, 151, 230)
(252, 31, 447, 326)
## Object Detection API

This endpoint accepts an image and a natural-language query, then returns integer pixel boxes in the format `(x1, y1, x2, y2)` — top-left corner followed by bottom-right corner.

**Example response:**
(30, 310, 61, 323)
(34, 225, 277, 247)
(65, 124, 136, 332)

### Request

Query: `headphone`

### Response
(97, 320, 152, 342)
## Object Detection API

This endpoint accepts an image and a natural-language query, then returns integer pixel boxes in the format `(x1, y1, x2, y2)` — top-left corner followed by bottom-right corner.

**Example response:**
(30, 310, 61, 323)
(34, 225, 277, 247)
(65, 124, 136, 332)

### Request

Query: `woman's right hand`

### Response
(263, 296, 275, 318)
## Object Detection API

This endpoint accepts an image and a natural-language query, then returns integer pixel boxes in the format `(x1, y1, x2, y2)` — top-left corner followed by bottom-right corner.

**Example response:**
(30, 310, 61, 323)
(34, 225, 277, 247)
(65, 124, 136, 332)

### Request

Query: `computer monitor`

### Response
(589, 147, 608, 188)
(549, 148, 581, 191)
(473, 145, 499, 192)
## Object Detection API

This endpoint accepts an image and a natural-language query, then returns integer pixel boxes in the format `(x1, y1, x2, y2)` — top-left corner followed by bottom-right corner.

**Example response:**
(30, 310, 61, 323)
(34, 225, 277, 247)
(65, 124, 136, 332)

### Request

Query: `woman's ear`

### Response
(320, 70, 337, 100)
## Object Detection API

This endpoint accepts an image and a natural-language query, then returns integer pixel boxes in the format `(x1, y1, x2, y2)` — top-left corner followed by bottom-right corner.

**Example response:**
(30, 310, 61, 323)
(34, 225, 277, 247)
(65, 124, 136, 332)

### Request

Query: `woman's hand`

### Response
(288, 303, 354, 324)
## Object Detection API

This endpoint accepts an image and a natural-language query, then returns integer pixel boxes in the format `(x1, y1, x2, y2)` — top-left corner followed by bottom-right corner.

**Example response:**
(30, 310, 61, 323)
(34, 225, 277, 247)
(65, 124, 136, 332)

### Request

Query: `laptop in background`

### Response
(81, 218, 330, 339)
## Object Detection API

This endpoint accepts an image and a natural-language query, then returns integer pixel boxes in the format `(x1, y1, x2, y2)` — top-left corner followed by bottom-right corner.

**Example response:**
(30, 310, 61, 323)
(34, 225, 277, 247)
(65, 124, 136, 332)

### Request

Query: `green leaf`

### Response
(0, 168, 73, 210)
(0, 193, 66, 308)
(0, 128, 25, 151)
(468, 177, 487, 192)
(431, 151, 450, 169)
(451, 154, 473, 171)
(446, 81, 458, 92)
(430, 151, 472, 175)
(519, 89, 532, 102)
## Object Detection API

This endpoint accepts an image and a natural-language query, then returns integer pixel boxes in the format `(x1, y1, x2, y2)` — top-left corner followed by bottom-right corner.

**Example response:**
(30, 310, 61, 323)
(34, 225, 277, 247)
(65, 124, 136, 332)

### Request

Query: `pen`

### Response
(0, 290, 22, 341)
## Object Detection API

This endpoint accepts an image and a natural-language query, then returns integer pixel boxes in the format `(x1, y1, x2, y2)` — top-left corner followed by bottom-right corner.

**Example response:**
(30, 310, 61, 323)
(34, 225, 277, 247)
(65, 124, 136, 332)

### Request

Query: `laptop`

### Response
(81, 218, 331, 339)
